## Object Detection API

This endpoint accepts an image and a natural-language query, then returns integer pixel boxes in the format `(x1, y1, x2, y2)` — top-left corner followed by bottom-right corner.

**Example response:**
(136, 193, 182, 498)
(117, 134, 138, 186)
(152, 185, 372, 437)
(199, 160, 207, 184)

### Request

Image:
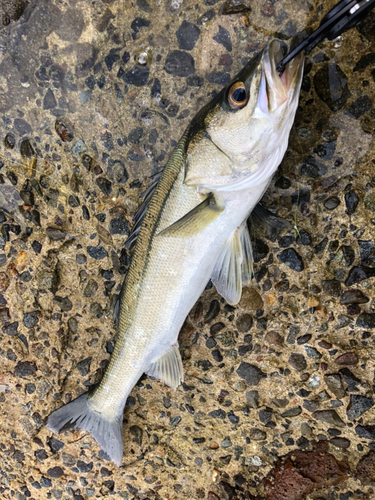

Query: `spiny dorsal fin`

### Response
(146, 344, 184, 390)
(157, 194, 223, 238)
(211, 221, 253, 305)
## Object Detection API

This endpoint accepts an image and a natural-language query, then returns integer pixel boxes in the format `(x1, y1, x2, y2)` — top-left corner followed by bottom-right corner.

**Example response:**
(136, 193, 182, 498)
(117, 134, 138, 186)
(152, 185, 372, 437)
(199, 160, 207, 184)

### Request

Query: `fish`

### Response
(46, 39, 304, 466)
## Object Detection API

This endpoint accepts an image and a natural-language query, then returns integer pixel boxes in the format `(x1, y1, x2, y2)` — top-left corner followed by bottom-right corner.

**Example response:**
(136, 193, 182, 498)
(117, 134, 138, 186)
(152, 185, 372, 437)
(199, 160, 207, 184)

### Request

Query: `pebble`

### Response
(324, 374, 345, 399)
(345, 265, 375, 286)
(246, 390, 259, 408)
(176, 21, 200, 50)
(356, 313, 375, 328)
(76, 357, 92, 376)
(324, 196, 340, 210)
(347, 395, 374, 420)
(364, 191, 375, 211)
(43, 89, 57, 109)
(288, 353, 307, 371)
(165, 51, 195, 77)
(304, 346, 322, 359)
(239, 287, 263, 310)
(209, 409, 226, 419)
(77, 460, 93, 473)
(329, 437, 350, 448)
(334, 352, 358, 365)
(236, 362, 266, 386)
(123, 65, 149, 86)
(15, 361, 37, 378)
(221, 0, 251, 15)
(358, 240, 375, 266)
(213, 26, 232, 52)
(87, 245, 108, 260)
(47, 467, 64, 478)
(277, 248, 304, 272)
(313, 409, 345, 427)
(49, 438, 64, 452)
(109, 218, 129, 235)
(322, 279, 341, 297)
(235, 313, 252, 332)
(3, 321, 18, 336)
(341, 245, 355, 266)
(252, 238, 269, 262)
(96, 177, 112, 195)
(313, 63, 351, 111)
(355, 424, 375, 440)
(346, 94, 373, 118)
(281, 406, 302, 418)
(340, 289, 369, 305)
(344, 191, 359, 214)
(250, 428, 266, 440)
(54, 296, 73, 312)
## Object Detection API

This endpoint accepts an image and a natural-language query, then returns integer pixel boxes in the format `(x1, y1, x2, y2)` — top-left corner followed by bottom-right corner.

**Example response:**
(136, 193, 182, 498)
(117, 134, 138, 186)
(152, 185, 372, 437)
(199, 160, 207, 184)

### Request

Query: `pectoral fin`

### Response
(146, 344, 184, 390)
(212, 221, 253, 305)
(158, 194, 223, 238)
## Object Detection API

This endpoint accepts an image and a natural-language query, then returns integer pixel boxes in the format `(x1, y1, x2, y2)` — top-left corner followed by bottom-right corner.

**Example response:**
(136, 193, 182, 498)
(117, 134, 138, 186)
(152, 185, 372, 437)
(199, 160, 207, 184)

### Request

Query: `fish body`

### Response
(47, 40, 304, 466)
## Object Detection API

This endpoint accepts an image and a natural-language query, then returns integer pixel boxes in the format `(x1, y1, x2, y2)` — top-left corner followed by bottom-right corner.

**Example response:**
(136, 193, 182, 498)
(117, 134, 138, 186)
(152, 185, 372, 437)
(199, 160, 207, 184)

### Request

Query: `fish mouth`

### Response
(261, 38, 304, 113)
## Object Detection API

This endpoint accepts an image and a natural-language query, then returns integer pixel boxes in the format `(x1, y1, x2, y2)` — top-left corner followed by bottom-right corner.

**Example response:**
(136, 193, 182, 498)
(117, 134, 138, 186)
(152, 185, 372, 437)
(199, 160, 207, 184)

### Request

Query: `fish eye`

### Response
(227, 82, 247, 109)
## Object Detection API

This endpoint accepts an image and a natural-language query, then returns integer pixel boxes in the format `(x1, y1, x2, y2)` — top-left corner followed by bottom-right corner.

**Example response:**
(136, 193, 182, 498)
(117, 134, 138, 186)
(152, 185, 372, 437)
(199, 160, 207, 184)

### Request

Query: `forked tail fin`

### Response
(46, 393, 123, 466)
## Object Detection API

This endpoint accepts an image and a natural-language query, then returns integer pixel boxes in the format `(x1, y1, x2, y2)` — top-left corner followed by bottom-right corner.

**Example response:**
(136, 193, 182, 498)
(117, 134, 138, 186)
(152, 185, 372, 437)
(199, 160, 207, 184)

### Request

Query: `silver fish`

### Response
(47, 40, 304, 466)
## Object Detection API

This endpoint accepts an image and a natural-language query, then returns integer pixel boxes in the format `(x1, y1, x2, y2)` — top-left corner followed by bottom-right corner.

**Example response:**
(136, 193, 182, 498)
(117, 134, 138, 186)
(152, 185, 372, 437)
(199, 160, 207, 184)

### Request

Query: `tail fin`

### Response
(46, 393, 123, 466)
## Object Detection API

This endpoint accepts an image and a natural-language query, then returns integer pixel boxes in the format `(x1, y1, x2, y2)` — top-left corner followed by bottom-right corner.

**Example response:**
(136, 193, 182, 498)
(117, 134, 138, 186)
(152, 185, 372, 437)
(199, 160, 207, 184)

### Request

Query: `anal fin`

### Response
(158, 194, 223, 238)
(145, 344, 184, 390)
(211, 221, 253, 305)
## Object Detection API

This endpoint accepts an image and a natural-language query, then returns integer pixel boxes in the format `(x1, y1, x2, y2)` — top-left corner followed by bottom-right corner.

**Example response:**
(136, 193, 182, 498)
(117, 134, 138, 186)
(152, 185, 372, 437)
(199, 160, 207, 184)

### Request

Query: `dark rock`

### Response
(87, 246, 108, 260)
(213, 25, 232, 52)
(356, 450, 375, 485)
(76, 357, 92, 376)
(323, 196, 340, 210)
(330, 437, 350, 448)
(123, 65, 149, 86)
(109, 218, 129, 235)
(130, 425, 143, 445)
(313, 63, 351, 111)
(3, 321, 18, 336)
(235, 313, 252, 332)
(296, 334, 311, 344)
(186, 75, 204, 87)
(105, 53, 120, 71)
(347, 395, 374, 420)
(54, 296, 72, 312)
(4, 133, 15, 149)
(345, 265, 375, 285)
(23, 311, 40, 329)
(300, 156, 327, 179)
(137, 0, 152, 13)
(211, 349, 223, 362)
(357, 313, 375, 329)
(312, 409, 345, 427)
(14, 118, 32, 135)
(281, 406, 302, 418)
(208, 72, 231, 86)
(277, 248, 304, 272)
(165, 51, 195, 77)
(304, 346, 321, 360)
(209, 409, 226, 419)
(340, 246, 355, 268)
(275, 176, 291, 189)
(252, 238, 269, 262)
(77, 460, 93, 472)
(314, 141, 336, 160)
(227, 410, 239, 424)
(344, 191, 359, 214)
(322, 279, 341, 297)
(49, 438, 64, 452)
(354, 52, 375, 71)
(358, 240, 375, 266)
(250, 428, 266, 440)
(246, 390, 259, 408)
(355, 425, 375, 440)
(259, 407, 273, 424)
(96, 177, 112, 195)
(43, 89, 57, 109)
(46, 227, 66, 241)
(236, 362, 266, 386)
(47, 466, 64, 478)
(279, 235, 294, 248)
(130, 17, 150, 39)
(15, 361, 37, 378)
(176, 21, 200, 50)
(221, 0, 251, 15)
(339, 368, 361, 391)
(288, 353, 307, 371)
(20, 138, 35, 158)
(296, 229, 312, 246)
(334, 352, 358, 365)
(128, 127, 143, 144)
(35, 449, 48, 461)
(346, 95, 372, 119)
(204, 300, 220, 322)
(324, 374, 345, 399)
(340, 289, 369, 305)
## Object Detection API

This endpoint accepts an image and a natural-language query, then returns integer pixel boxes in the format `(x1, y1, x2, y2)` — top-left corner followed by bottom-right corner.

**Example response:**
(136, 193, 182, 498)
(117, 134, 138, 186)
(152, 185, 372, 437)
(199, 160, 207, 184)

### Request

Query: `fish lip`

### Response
(262, 39, 304, 111)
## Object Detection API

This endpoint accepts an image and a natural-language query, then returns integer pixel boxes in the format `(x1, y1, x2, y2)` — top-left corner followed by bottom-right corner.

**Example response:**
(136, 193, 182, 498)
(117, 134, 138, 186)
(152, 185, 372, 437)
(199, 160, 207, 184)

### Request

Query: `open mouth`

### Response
(262, 38, 304, 112)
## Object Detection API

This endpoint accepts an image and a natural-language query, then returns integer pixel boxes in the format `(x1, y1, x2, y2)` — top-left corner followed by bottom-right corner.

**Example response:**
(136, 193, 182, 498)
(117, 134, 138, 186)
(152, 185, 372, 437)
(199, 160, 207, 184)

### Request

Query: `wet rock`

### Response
(236, 362, 266, 386)
(358, 240, 375, 266)
(176, 21, 200, 50)
(357, 313, 375, 328)
(208, 72, 231, 86)
(14, 118, 32, 135)
(347, 395, 374, 420)
(313, 409, 345, 427)
(96, 177, 112, 195)
(313, 63, 351, 111)
(345, 266, 375, 286)
(87, 245, 108, 260)
(131, 17, 150, 39)
(300, 156, 327, 179)
(46, 227, 66, 241)
(4, 133, 15, 149)
(288, 353, 306, 372)
(322, 279, 341, 297)
(323, 196, 340, 210)
(221, 0, 251, 14)
(252, 238, 269, 262)
(314, 141, 336, 160)
(340, 289, 369, 305)
(324, 374, 345, 399)
(355, 424, 375, 440)
(356, 451, 375, 485)
(123, 65, 150, 86)
(275, 176, 291, 189)
(334, 352, 358, 365)
(341, 245, 355, 267)
(277, 248, 304, 272)
(15, 361, 37, 378)
(165, 51, 195, 77)
(344, 191, 359, 214)
(346, 95, 373, 119)
(213, 26, 232, 52)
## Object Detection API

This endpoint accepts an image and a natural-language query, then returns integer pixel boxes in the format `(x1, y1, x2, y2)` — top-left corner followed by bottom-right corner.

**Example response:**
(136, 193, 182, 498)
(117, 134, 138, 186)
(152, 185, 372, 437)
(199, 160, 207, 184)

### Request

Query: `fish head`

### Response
(190, 39, 304, 192)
